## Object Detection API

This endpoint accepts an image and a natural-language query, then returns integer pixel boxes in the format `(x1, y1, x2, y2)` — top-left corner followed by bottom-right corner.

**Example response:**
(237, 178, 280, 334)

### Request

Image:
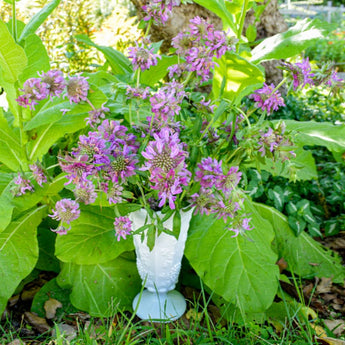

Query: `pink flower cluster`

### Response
(16, 70, 89, 110)
(142, 0, 181, 25)
(191, 157, 251, 237)
(141, 127, 191, 209)
(170, 17, 235, 83)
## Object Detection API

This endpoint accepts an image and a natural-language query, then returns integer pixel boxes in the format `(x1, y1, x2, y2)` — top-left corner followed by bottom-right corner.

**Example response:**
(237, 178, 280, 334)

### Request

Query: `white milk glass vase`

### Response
(129, 208, 193, 322)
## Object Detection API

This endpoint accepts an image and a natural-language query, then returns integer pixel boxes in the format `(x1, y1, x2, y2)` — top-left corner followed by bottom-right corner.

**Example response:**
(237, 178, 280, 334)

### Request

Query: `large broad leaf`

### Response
(185, 199, 279, 313)
(254, 203, 345, 284)
(0, 112, 27, 171)
(0, 19, 27, 83)
(141, 55, 178, 87)
(24, 83, 107, 131)
(75, 34, 132, 75)
(26, 87, 107, 162)
(251, 18, 333, 63)
(282, 120, 345, 154)
(56, 255, 141, 316)
(18, 0, 61, 44)
(19, 33, 50, 82)
(193, 0, 236, 33)
(0, 205, 46, 314)
(55, 206, 134, 265)
(212, 52, 264, 104)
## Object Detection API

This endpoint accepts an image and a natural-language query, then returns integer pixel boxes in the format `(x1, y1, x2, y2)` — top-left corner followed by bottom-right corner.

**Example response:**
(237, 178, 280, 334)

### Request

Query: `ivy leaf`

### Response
(56, 255, 141, 317)
(0, 205, 47, 314)
(0, 19, 27, 83)
(185, 199, 279, 313)
(254, 203, 345, 283)
(55, 206, 134, 265)
(288, 215, 306, 236)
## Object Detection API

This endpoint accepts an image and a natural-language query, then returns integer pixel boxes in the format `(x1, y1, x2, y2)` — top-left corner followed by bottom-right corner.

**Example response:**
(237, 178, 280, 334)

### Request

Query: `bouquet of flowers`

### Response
(2, 0, 344, 318)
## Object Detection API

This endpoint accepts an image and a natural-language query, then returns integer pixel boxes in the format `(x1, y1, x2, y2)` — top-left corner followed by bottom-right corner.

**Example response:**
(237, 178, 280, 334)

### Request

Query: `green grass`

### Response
(0, 287, 326, 345)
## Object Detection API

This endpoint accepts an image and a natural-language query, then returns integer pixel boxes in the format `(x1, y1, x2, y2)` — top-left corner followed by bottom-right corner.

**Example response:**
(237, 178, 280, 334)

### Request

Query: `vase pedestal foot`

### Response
(133, 289, 186, 322)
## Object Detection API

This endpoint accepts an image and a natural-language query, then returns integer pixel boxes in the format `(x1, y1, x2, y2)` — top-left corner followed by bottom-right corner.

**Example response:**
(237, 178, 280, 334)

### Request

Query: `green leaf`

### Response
(185, 199, 279, 313)
(0, 205, 46, 314)
(0, 113, 26, 170)
(55, 206, 134, 265)
(0, 19, 27, 82)
(56, 255, 141, 316)
(31, 278, 77, 318)
(247, 147, 318, 181)
(282, 120, 345, 154)
(288, 215, 306, 236)
(24, 83, 106, 131)
(19, 34, 50, 82)
(254, 203, 345, 283)
(140, 55, 178, 87)
(36, 219, 60, 273)
(26, 87, 107, 162)
(193, 0, 237, 33)
(251, 18, 333, 63)
(18, 0, 61, 44)
(212, 52, 264, 104)
(75, 35, 132, 75)
(246, 24, 257, 42)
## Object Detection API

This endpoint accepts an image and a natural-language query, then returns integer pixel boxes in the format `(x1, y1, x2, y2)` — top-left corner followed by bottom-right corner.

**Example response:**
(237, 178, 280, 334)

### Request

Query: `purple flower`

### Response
(190, 189, 216, 216)
(142, 0, 180, 25)
(324, 69, 343, 87)
(49, 198, 80, 232)
(16, 78, 49, 110)
(128, 40, 161, 71)
(29, 163, 47, 187)
(86, 104, 109, 127)
(107, 183, 124, 204)
(251, 83, 285, 114)
(195, 157, 223, 188)
(114, 216, 132, 241)
(74, 180, 97, 204)
(126, 86, 151, 100)
(141, 127, 188, 174)
(150, 81, 186, 122)
(39, 70, 66, 98)
(282, 58, 314, 90)
(216, 166, 242, 194)
(150, 170, 184, 209)
(214, 198, 241, 222)
(108, 146, 137, 183)
(141, 127, 191, 209)
(65, 74, 89, 104)
(228, 217, 253, 238)
(11, 173, 34, 196)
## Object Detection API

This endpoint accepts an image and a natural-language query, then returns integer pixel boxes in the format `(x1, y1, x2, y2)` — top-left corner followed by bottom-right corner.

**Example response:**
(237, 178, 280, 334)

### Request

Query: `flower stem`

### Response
(234, 106, 251, 128)
(236, 0, 249, 53)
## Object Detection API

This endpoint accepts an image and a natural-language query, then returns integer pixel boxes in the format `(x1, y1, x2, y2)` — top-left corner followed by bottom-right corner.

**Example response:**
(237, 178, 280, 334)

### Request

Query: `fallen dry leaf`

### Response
(24, 312, 50, 333)
(316, 337, 345, 345)
(317, 277, 333, 294)
(51, 323, 77, 341)
(44, 298, 62, 319)
(324, 319, 345, 337)
(310, 323, 327, 337)
(185, 308, 203, 322)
